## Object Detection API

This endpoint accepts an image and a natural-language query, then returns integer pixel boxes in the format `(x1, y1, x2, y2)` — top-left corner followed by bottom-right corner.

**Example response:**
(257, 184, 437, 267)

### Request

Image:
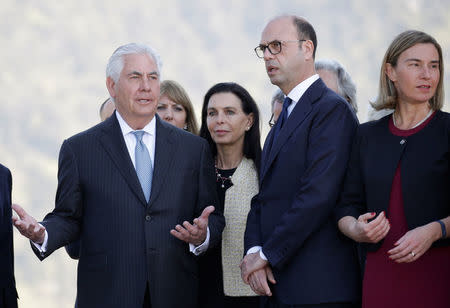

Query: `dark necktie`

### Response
(272, 96, 292, 139)
(132, 131, 153, 202)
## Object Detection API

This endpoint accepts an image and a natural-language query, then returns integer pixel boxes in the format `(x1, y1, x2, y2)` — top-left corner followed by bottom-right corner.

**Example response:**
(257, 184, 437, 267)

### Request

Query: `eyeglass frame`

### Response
(254, 40, 306, 58)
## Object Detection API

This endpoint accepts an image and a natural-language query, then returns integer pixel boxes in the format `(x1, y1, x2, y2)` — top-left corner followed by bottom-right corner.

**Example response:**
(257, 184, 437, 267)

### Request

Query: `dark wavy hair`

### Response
(200, 82, 262, 171)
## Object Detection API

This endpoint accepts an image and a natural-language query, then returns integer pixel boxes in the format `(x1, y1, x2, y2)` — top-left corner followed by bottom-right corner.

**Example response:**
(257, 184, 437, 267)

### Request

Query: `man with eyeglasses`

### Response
(241, 15, 361, 307)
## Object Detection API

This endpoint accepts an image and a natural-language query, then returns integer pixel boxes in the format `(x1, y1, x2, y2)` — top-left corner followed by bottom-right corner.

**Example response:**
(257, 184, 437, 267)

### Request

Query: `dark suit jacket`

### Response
(336, 111, 450, 251)
(0, 164, 18, 308)
(32, 113, 225, 308)
(244, 79, 361, 305)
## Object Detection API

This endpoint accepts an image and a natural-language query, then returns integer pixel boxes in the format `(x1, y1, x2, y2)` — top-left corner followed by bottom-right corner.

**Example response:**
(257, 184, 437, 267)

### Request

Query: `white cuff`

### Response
(189, 227, 210, 255)
(246, 246, 267, 260)
(32, 225, 48, 253)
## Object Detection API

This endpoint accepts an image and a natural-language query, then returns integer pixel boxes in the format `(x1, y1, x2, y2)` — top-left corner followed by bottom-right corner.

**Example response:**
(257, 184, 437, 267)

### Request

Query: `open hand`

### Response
(170, 205, 214, 246)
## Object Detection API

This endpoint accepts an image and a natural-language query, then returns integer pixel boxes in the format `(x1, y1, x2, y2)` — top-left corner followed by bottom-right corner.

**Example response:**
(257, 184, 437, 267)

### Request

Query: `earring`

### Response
(246, 126, 250, 131)
(183, 124, 188, 130)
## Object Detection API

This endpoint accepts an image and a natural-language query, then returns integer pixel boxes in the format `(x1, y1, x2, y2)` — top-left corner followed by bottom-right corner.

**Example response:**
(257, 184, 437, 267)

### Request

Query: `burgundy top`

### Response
(363, 111, 450, 308)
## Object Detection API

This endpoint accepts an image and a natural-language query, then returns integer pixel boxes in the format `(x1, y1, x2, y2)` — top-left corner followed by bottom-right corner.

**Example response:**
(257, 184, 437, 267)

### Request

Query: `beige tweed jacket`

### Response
(221, 157, 259, 296)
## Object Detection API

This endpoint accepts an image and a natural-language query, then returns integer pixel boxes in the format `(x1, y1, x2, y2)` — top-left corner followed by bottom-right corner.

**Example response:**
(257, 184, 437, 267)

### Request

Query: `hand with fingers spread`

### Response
(338, 211, 390, 243)
(170, 205, 214, 246)
(248, 266, 276, 296)
(11, 203, 46, 244)
(388, 222, 442, 263)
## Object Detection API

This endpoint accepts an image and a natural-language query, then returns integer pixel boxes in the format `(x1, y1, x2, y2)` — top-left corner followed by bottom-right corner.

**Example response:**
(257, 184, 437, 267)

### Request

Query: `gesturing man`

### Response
(13, 43, 224, 308)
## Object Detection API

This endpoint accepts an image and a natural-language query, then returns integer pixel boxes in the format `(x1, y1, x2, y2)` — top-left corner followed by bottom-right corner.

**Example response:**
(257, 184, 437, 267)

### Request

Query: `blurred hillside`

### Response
(1, 0, 449, 306)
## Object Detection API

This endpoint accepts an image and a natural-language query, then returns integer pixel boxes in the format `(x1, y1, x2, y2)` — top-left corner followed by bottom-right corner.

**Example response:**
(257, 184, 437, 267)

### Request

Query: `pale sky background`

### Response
(1, 0, 449, 306)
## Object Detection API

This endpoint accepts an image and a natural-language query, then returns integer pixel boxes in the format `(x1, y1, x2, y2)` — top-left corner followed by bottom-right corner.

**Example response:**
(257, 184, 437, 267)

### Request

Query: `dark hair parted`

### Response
(200, 82, 262, 171)
(293, 16, 317, 59)
(372, 30, 444, 111)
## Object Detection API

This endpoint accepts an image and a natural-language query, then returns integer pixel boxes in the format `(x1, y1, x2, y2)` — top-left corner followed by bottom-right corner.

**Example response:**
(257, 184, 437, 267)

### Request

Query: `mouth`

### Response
(266, 65, 278, 75)
(137, 99, 151, 104)
(215, 130, 229, 135)
(417, 85, 431, 89)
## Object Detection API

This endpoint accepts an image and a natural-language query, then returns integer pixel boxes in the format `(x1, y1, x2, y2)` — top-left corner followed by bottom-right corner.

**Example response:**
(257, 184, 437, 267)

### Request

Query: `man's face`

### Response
(260, 17, 307, 94)
(107, 53, 160, 129)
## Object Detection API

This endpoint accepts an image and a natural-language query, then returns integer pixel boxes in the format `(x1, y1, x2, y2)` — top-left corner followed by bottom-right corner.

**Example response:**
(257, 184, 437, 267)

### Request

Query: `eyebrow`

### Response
(128, 70, 159, 76)
(404, 58, 439, 63)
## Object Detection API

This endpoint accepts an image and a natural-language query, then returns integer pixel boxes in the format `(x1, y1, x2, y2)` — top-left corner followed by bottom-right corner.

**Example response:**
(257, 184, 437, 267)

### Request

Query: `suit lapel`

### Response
(98, 113, 148, 206)
(260, 79, 324, 182)
(147, 117, 176, 207)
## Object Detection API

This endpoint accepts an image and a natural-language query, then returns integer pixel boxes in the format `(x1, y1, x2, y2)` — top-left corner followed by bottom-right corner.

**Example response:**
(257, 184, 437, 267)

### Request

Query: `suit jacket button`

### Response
(400, 139, 406, 145)
(145, 215, 151, 221)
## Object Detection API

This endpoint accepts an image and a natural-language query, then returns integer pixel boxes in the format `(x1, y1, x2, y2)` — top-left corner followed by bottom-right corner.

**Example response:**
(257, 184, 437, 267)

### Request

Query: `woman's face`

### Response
(386, 43, 440, 106)
(157, 95, 188, 129)
(206, 92, 253, 148)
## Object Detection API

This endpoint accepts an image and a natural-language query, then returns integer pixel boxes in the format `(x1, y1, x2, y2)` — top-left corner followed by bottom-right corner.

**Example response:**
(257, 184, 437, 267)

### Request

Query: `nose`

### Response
(263, 47, 274, 61)
(140, 77, 152, 91)
(421, 66, 432, 79)
(164, 108, 173, 120)
(216, 111, 225, 124)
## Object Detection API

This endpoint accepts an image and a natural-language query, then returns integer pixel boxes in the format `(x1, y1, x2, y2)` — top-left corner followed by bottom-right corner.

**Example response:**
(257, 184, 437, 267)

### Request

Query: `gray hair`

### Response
(106, 43, 163, 83)
(315, 59, 357, 113)
(271, 88, 284, 112)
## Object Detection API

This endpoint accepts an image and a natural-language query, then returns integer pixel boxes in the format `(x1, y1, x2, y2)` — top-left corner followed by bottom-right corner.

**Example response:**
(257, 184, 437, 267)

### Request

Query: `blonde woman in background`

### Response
(157, 80, 198, 134)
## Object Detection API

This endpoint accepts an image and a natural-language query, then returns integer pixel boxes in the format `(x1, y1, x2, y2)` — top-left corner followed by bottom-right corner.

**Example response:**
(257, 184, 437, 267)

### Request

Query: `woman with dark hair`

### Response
(198, 82, 261, 307)
(336, 30, 450, 307)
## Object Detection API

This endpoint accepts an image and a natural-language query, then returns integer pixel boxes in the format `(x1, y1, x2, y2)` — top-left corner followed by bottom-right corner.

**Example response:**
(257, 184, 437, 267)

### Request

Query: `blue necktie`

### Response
(273, 96, 292, 139)
(132, 131, 153, 202)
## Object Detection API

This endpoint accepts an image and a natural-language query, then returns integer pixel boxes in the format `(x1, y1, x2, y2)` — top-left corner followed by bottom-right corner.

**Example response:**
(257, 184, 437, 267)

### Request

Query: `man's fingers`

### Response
(12, 203, 27, 219)
(200, 206, 215, 220)
(266, 267, 276, 284)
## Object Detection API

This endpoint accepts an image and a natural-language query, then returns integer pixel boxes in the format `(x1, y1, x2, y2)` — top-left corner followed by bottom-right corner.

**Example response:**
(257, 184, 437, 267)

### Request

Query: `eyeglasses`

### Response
(254, 40, 306, 58)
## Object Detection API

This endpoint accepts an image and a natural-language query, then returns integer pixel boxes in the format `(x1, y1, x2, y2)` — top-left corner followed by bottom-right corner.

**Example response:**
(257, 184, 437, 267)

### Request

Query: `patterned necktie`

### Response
(132, 131, 153, 202)
(272, 96, 293, 139)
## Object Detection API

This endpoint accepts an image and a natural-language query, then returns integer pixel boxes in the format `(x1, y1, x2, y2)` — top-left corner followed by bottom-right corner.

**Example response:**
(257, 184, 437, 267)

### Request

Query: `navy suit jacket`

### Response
(0, 164, 18, 308)
(244, 79, 360, 305)
(32, 113, 225, 308)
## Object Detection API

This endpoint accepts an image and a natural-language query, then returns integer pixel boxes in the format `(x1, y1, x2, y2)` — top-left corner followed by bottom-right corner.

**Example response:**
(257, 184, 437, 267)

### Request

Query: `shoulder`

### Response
(0, 163, 11, 179)
(158, 119, 209, 152)
(358, 114, 390, 136)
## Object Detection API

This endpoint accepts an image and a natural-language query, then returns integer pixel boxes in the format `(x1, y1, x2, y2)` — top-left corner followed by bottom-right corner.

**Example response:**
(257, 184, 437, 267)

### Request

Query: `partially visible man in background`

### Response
(99, 97, 116, 121)
(0, 164, 18, 308)
(315, 59, 358, 114)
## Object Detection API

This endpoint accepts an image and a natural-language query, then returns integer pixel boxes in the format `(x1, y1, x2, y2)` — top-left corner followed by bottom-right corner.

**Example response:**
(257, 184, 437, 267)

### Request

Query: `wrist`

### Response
(434, 220, 447, 240)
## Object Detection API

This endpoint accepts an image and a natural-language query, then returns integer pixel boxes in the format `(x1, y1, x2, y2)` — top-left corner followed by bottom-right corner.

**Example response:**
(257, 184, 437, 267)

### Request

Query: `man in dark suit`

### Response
(240, 16, 361, 307)
(12, 43, 225, 308)
(0, 164, 18, 308)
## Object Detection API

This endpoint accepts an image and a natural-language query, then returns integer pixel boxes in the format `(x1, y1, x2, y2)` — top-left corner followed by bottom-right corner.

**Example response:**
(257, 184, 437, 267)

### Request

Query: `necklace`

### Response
(393, 109, 433, 129)
(215, 167, 233, 188)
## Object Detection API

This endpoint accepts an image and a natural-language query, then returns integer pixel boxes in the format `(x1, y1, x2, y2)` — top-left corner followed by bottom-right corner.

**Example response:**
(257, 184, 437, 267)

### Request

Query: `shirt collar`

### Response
(286, 74, 319, 103)
(115, 111, 156, 137)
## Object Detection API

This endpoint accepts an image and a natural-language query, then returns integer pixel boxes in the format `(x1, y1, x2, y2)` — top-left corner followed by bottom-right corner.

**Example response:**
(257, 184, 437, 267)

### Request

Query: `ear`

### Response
(385, 63, 397, 82)
(106, 77, 117, 100)
(246, 113, 255, 130)
(302, 40, 315, 61)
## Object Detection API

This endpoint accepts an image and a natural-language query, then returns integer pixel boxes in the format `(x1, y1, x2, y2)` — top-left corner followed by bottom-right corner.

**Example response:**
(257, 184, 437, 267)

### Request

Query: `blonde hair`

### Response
(371, 30, 444, 111)
(160, 80, 198, 134)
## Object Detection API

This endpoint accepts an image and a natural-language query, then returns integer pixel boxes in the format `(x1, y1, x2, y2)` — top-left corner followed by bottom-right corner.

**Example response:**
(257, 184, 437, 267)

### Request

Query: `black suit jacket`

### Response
(0, 164, 18, 308)
(336, 111, 450, 251)
(32, 113, 225, 308)
(245, 79, 361, 305)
